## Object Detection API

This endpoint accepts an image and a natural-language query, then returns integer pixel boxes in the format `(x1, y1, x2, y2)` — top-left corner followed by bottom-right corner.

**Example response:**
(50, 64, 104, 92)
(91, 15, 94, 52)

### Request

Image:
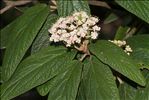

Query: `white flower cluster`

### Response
(48, 11, 101, 47)
(109, 40, 133, 55)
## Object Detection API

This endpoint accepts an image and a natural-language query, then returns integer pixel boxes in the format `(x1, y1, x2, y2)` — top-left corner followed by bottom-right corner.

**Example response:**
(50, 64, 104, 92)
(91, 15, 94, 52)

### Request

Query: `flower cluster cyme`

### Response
(48, 11, 101, 47)
(109, 40, 133, 55)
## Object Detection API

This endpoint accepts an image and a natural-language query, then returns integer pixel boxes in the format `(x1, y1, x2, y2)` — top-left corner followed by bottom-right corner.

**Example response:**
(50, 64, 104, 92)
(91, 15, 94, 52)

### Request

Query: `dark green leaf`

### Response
(131, 48, 149, 70)
(119, 69, 149, 100)
(116, 0, 149, 24)
(135, 70, 149, 100)
(82, 56, 119, 100)
(47, 61, 82, 100)
(127, 35, 149, 49)
(89, 40, 145, 86)
(0, 4, 47, 49)
(37, 75, 60, 96)
(1, 46, 75, 100)
(127, 35, 149, 69)
(57, 0, 90, 17)
(31, 14, 58, 54)
(1, 4, 49, 81)
(119, 82, 137, 100)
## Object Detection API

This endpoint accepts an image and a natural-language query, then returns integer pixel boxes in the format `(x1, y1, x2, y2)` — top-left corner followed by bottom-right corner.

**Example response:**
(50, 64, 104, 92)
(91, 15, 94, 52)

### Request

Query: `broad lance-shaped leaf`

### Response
(119, 82, 137, 100)
(31, 14, 58, 54)
(119, 69, 149, 100)
(127, 35, 149, 49)
(135, 69, 149, 100)
(2, 4, 49, 81)
(0, 4, 47, 49)
(127, 35, 149, 69)
(1, 46, 76, 100)
(116, 0, 149, 24)
(82, 56, 119, 100)
(47, 61, 82, 100)
(89, 40, 145, 86)
(57, 0, 90, 17)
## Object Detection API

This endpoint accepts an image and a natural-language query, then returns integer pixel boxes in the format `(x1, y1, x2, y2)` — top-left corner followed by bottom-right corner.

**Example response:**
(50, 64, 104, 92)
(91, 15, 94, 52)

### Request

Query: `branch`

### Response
(88, 0, 111, 9)
(0, 0, 32, 14)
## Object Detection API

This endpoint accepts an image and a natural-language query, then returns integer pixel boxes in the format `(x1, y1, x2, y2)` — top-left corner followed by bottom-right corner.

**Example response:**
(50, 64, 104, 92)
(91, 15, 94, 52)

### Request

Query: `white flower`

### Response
(93, 25, 101, 31)
(109, 40, 133, 55)
(91, 32, 98, 39)
(90, 17, 99, 23)
(49, 11, 101, 47)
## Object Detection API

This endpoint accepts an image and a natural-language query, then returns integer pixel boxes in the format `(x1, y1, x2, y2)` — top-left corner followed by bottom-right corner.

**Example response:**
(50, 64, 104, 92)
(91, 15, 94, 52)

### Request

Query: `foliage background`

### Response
(0, 0, 149, 100)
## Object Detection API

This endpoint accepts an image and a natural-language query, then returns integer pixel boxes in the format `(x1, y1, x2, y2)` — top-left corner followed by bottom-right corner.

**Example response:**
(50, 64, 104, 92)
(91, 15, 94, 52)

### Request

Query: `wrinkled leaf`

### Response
(127, 35, 149, 49)
(0, 4, 46, 49)
(127, 35, 149, 69)
(119, 69, 149, 100)
(57, 0, 90, 17)
(1, 46, 75, 100)
(135, 70, 149, 100)
(1, 4, 49, 81)
(47, 61, 82, 100)
(89, 40, 145, 86)
(119, 82, 137, 100)
(116, 0, 149, 24)
(31, 14, 58, 54)
(82, 56, 119, 100)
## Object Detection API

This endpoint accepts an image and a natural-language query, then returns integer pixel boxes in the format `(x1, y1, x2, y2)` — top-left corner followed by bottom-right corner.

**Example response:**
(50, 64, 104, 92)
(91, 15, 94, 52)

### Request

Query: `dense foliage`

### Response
(0, 0, 149, 100)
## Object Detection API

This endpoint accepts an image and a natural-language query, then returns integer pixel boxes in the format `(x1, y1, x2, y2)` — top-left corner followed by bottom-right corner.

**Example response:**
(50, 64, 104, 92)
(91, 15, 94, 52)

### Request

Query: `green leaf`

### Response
(119, 69, 149, 100)
(127, 35, 149, 69)
(89, 40, 145, 86)
(127, 35, 149, 49)
(1, 4, 49, 81)
(116, 0, 149, 24)
(114, 26, 128, 40)
(47, 61, 82, 100)
(82, 56, 119, 100)
(1, 46, 75, 100)
(135, 70, 149, 100)
(37, 76, 58, 96)
(131, 48, 149, 70)
(37, 60, 81, 97)
(31, 14, 58, 54)
(119, 82, 137, 100)
(0, 4, 47, 49)
(57, 0, 90, 17)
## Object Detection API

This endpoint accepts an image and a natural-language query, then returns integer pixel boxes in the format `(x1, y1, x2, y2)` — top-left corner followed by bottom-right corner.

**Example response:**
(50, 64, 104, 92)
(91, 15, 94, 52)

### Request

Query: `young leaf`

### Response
(1, 46, 75, 100)
(116, 0, 149, 24)
(89, 40, 145, 86)
(47, 61, 82, 100)
(57, 0, 90, 17)
(1, 4, 49, 81)
(82, 56, 120, 100)
(31, 14, 58, 54)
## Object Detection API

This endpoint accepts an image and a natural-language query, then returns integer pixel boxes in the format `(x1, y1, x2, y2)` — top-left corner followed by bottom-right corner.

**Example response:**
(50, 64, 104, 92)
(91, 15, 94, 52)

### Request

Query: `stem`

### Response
(79, 53, 88, 62)
(74, 40, 90, 62)
(0, 0, 32, 14)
